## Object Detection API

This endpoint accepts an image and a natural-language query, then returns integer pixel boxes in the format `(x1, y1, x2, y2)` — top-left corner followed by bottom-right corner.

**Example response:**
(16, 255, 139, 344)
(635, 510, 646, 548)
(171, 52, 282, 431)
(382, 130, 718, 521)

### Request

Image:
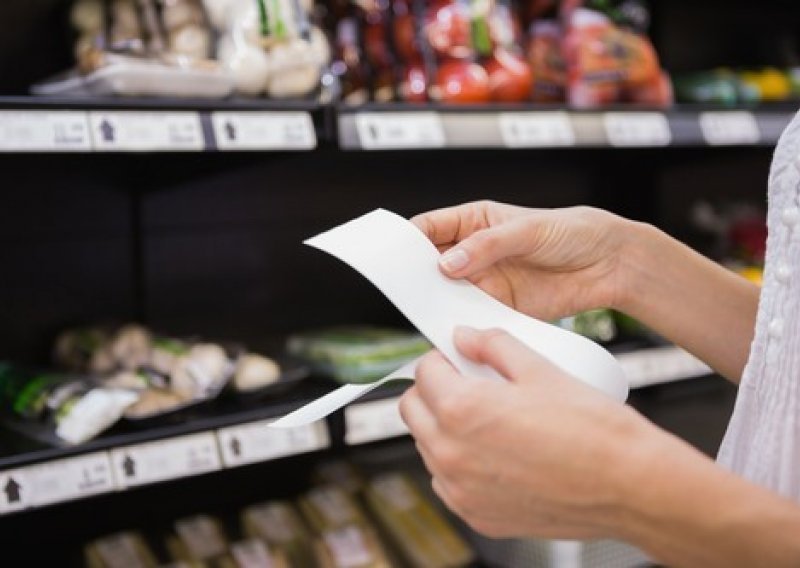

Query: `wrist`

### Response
(609, 218, 664, 316)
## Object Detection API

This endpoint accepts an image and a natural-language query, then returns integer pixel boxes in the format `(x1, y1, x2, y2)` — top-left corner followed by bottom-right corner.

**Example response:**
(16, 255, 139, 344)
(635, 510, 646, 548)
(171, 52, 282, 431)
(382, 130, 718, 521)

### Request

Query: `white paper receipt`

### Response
(270, 209, 628, 428)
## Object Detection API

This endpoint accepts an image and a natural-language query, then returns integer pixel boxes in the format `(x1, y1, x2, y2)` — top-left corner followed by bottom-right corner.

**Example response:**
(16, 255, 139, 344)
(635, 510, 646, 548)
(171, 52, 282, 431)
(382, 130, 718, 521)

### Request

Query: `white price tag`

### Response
(27, 452, 115, 507)
(345, 397, 409, 445)
(700, 111, 760, 145)
(355, 112, 445, 150)
(617, 346, 712, 388)
(112, 432, 221, 488)
(0, 468, 30, 514)
(89, 111, 204, 151)
(499, 112, 575, 147)
(217, 419, 329, 467)
(212, 112, 316, 150)
(0, 111, 91, 151)
(604, 112, 671, 147)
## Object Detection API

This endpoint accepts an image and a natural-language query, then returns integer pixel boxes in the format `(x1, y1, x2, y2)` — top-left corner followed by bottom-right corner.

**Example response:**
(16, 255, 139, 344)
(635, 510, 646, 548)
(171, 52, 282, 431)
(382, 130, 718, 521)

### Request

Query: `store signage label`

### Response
(616, 346, 711, 389)
(700, 111, 760, 145)
(0, 111, 91, 151)
(217, 419, 329, 467)
(344, 397, 409, 445)
(0, 468, 30, 514)
(27, 452, 115, 507)
(89, 111, 204, 151)
(499, 112, 575, 147)
(211, 112, 316, 150)
(111, 432, 221, 488)
(355, 112, 446, 150)
(604, 112, 672, 147)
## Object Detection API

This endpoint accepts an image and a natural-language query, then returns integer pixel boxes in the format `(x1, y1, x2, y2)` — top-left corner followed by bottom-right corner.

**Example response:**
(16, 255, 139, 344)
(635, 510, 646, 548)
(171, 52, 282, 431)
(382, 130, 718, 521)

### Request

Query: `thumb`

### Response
(453, 326, 560, 384)
(438, 220, 531, 278)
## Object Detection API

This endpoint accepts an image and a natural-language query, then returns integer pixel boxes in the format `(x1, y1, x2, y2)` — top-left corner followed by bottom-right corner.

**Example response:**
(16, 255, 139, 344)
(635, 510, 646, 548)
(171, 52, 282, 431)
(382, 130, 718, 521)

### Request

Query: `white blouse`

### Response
(717, 109, 800, 500)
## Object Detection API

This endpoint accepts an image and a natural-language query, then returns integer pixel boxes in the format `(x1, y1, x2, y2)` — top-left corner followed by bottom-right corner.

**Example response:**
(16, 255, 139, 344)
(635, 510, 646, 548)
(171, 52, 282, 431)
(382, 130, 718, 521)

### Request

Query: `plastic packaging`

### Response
(287, 326, 431, 383)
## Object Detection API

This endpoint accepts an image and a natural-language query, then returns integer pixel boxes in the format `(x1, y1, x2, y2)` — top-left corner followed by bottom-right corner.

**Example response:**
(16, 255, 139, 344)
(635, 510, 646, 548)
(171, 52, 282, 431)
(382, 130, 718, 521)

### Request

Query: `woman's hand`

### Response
(400, 327, 800, 567)
(411, 201, 635, 321)
(399, 326, 654, 539)
(412, 200, 760, 381)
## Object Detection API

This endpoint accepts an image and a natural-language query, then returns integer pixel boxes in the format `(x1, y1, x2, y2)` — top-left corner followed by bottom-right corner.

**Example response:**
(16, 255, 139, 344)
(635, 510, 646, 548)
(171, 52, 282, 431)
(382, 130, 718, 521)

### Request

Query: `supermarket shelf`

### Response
(0, 96, 323, 153)
(0, 97, 794, 153)
(337, 103, 795, 150)
(0, 344, 710, 516)
(0, 395, 332, 516)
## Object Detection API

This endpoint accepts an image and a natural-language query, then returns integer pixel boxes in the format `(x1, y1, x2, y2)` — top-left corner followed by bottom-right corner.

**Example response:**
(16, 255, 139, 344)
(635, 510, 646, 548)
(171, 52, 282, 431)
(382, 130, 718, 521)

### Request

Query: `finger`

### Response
(454, 326, 560, 384)
(410, 203, 485, 246)
(438, 219, 533, 278)
(413, 350, 470, 413)
(399, 387, 439, 440)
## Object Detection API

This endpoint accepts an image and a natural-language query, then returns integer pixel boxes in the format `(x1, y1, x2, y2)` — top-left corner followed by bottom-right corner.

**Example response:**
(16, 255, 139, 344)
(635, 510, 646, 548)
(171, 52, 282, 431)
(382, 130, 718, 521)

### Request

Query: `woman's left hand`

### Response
(399, 326, 657, 540)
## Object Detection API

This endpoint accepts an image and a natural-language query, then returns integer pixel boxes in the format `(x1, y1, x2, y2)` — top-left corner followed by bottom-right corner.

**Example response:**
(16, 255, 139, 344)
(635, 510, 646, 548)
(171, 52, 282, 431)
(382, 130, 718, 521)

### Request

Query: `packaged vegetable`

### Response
(241, 501, 314, 566)
(364, 473, 475, 568)
(287, 327, 430, 384)
(85, 531, 160, 568)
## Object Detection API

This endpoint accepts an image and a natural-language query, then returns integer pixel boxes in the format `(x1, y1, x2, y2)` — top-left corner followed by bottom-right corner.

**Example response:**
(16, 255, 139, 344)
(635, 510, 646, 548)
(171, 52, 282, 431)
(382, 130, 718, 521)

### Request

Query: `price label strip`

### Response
(89, 111, 205, 151)
(212, 112, 317, 150)
(0, 111, 91, 152)
(355, 112, 446, 150)
(345, 397, 409, 445)
(0, 468, 30, 515)
(217, 419, 329, 467)
(24, 452, 115, 508)
(616, 346, 711, 389)
(604, 112, 672, 147)
(111, 432, 221, 489)
(499, 112, 576, 148)
(699, 111, 760, 145)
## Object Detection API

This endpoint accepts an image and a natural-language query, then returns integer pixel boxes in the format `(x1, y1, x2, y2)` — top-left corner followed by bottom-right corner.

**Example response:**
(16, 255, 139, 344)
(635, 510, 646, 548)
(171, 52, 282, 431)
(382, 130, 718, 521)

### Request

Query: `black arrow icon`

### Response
(122, 455, 136, 478)
(100, 119, 115, 142)
(225, 121, 237, 141)
(4, 477, 21, 504)
(231, 437, 241, 457)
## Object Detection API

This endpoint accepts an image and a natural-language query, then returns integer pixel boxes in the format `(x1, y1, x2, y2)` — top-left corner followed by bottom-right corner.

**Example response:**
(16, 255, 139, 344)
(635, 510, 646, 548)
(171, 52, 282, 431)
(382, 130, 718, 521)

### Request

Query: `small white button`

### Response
(777, 263, 792, 283)
(782, 206, 800, 226)
(769, 318, 785, 339)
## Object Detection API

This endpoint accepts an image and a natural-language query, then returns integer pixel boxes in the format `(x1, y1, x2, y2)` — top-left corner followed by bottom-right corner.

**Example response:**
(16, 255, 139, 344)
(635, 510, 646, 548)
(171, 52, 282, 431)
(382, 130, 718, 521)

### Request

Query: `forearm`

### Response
(616, 221, 760, 382)
(615, 424, 800, 567)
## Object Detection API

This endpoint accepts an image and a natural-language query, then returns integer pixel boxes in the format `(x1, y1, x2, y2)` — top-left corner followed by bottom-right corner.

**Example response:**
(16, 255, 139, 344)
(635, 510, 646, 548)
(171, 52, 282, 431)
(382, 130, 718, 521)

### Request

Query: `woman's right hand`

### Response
(412, 201, 638, 321)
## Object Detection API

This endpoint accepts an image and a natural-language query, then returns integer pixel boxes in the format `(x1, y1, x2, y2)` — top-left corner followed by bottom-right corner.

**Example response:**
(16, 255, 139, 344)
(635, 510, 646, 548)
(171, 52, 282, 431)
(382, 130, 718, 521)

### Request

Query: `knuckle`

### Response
(437, 396, 468, 430)
(434, 444, 463, 474)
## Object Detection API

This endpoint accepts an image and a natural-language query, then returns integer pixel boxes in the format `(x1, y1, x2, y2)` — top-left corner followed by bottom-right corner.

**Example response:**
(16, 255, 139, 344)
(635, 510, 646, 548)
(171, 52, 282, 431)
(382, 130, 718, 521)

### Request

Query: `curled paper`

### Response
(270, 209, 628, 428)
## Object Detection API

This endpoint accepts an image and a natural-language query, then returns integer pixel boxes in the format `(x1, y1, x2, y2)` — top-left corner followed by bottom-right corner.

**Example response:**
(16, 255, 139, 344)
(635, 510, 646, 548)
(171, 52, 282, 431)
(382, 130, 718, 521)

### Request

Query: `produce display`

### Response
(328, 0, 671, 107)
(83, 463, 476, 567)
(32, 0, 676, 106)
(0, 323, 297, 445)
(33, 0, 331, 99)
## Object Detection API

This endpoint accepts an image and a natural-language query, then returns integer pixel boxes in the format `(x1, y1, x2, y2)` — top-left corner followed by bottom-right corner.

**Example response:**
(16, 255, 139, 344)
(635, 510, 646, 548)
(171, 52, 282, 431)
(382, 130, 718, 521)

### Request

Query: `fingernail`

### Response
(440, 248, 469, 272)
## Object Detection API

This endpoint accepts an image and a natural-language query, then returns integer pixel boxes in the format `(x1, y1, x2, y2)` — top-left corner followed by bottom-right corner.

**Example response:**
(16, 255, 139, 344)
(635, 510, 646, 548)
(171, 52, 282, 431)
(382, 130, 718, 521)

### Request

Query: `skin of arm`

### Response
(617, 221, 760, 383)
(399, 327, 800, 567)
(411, 201, 760, 382)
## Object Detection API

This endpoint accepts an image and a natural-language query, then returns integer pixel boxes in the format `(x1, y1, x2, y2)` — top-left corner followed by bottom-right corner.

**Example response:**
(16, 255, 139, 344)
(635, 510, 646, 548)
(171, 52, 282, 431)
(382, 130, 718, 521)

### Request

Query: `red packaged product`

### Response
(527, 19, 566, 102)
(562, 8, 661, 108)
(485, 47, 533, 102)
(434, 58, 491, 103)
(425, 0, 473, 59)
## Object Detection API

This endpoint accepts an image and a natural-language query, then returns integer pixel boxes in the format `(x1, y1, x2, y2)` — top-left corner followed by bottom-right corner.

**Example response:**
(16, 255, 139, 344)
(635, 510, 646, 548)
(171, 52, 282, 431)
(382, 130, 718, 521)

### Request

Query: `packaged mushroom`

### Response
(34, 0, 233, 98)
(0, 363, 140, 445)
(207, 0, 331, 98)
